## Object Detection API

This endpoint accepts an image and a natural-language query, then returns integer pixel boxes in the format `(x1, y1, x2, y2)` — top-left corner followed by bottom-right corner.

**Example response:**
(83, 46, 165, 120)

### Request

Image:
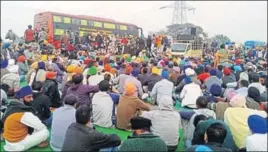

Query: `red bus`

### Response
(34, 11, 143, 47)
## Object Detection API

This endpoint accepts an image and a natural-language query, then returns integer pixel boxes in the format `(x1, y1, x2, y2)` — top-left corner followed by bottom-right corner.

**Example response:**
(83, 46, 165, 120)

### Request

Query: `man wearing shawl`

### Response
(141, 96, 181, 152)
(224, 94, 267, 150)
(116, 83, 150, 130)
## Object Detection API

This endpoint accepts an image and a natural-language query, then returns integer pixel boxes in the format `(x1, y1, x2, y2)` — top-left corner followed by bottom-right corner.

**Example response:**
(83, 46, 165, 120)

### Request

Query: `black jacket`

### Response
(42, 79, 61, 108)
(62, 123, 121, 152)
(186, 142, 232, 152)
(31, 91, 51, 121)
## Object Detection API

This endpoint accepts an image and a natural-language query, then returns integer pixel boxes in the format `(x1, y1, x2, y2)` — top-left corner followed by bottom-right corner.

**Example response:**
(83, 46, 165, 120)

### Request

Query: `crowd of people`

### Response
(0, 25, 267, 152)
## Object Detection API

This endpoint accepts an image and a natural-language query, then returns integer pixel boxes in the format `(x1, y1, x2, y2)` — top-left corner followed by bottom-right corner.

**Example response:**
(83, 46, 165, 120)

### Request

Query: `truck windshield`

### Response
(171, 43, 188, 52)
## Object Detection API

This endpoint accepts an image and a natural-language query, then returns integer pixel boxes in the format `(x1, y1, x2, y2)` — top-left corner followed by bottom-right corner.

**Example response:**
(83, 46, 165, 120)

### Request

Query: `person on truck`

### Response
(24, 25, 35, 44)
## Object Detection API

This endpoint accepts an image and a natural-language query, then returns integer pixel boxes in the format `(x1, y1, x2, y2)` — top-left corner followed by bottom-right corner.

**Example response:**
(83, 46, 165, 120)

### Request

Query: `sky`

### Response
(1, 1, 267, 42)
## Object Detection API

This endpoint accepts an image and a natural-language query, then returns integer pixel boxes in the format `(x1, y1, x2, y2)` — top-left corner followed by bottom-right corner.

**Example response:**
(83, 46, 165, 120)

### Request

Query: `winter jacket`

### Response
(62, 123, 121, 152)
(17, 62, 28, 75)
(66, 84, 99, 105)
(119, 133, 167, 152)
(31, 91, 51, 121)
(42, 79, 61, 108)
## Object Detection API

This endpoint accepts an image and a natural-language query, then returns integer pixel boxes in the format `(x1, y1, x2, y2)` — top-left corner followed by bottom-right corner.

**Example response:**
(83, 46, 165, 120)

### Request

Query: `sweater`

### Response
(119, 133, 168, 152)
(62, 123, 121, 151)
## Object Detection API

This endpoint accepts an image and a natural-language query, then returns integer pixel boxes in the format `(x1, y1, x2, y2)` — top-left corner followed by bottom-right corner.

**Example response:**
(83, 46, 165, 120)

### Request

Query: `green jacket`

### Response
(119, 133, 168, 152)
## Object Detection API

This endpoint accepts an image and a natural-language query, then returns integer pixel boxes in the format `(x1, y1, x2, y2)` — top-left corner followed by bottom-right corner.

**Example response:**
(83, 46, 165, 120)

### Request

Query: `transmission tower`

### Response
(160, 1, 195, 25)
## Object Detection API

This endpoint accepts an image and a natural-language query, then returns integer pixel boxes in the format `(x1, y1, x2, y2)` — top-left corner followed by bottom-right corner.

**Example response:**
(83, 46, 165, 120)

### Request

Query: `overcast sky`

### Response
(1, 1, 267, 42)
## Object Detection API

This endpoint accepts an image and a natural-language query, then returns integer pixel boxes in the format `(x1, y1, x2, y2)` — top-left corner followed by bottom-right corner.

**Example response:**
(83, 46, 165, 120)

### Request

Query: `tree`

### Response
(165, 23, 208, 39)
(212, 34, 231, 45)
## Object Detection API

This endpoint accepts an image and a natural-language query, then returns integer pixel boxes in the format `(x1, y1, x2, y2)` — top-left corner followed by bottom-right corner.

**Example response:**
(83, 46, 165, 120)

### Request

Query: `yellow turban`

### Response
(67, 65, 75, 73)
(31, 62, 38, 70)
(152, 67, 159, 75)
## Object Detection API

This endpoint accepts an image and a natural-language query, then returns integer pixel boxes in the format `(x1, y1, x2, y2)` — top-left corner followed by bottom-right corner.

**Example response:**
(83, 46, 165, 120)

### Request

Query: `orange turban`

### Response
(17, 56, 26, 62)
(110, 68, 117, 76)
(125, 65, 133, 75)
(104, 63, 111, 72)
(74, 66, 83, 74)
(124, 83, 136, 96)
(46, 71, 56, 79)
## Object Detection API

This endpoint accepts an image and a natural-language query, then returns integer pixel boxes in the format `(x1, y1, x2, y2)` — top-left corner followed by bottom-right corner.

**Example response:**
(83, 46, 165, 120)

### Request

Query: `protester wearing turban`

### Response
(16, 55, 28, 78)
(42, 71, 61, 108)
(151, 69, 174, 105)
(123, 69, 143, 97)
(222, 67, 236, 88)
(35, 61, 46, 83)
(246, 115, 268, 151)
(116, 82, 150, 130)
(86, 66, 104, 86)
(2, 85, 49, 151)
(245, 87, 261, 110)
(143, 66, 162, 92)
(224, 94, 267, 149)
(74, 66, 83, 74)
(204, 68, 222, 92)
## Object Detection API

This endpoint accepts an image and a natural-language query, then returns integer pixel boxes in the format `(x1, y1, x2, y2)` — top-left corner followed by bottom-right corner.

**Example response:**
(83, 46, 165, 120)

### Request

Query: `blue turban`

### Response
(184, 76, 192, 84)
(209, 68, 217, 76)
(248, 115, 267, 134)
(38, 62, 45, 69)
(15, 86, 33, 98)
(210, 84, 222, 96)
(3, 43, 10, 49)
(233, 65, 242, 73)
(161, 70, 169, 79)
(195, 145, 212, 152)
(80, 55, 85, 61)
(131, 69, 139, 77)
(1, 58, 8, 69)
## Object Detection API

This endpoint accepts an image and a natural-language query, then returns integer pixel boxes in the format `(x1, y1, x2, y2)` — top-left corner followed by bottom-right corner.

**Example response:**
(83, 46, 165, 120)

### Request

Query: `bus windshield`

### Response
(171, 43, 188, 52)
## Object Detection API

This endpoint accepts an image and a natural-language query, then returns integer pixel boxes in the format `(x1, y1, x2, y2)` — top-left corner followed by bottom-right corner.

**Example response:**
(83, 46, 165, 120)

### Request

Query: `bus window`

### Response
(120, 25, 127, 31)
(88, 20, 93, 26)
(93, 21, 102, 28)
(54, 29, 64, 35)
(53, 16, 62, 22)
(72, 18, 80, 25)
(79, 31, 86, 36)
(63, 17, 71, 24)
(81, 20, 87, 26)
(104, 23, 115, 29)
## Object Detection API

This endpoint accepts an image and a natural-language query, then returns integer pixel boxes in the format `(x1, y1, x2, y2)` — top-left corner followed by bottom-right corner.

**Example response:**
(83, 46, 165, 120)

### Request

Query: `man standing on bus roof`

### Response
(60, 31, 70, 45)
(95, 32, 103, 51)
(24, 25, 35, 44)
(38, 28, 48, 44)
